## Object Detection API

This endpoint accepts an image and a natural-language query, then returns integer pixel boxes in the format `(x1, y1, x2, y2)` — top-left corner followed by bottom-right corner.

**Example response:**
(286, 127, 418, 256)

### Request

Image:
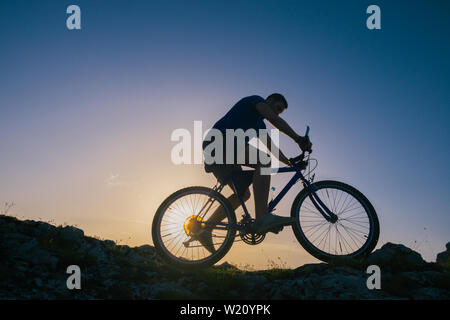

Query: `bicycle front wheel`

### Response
(291, 180, 379, 262)
(152, 186, 236, 269)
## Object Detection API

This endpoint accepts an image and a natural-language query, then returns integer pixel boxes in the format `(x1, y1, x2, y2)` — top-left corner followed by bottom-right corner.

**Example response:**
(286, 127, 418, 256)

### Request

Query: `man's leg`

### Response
(198, 185, 250, 254)
(253, 164, 271, 219)
(245, 144, 295, 233)
(206, 186, 251, 223)
(205, 164, 251, 223)
(244, 144, 271, 219)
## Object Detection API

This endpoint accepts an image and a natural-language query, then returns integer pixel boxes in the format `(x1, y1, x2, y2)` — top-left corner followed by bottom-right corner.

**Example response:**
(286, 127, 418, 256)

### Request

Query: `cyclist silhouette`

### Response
(153, 96, 378, 268)
(201, 93, 312, 253)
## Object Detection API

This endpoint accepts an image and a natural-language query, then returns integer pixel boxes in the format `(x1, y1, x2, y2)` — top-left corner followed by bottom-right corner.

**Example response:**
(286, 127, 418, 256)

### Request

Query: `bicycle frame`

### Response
(201, 164, 338, 232)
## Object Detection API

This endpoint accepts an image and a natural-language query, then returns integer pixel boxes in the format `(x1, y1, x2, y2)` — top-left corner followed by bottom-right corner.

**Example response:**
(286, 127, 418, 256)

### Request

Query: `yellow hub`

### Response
(183, 215, 205, 236)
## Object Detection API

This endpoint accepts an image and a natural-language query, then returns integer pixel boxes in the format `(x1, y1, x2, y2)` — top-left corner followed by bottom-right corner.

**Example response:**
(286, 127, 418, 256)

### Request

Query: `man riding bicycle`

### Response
(200, 93, 312, 253)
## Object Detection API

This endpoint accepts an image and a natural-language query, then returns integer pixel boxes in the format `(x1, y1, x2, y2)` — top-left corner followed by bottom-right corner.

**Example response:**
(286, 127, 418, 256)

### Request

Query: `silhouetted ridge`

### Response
(1, 214, 449, 299)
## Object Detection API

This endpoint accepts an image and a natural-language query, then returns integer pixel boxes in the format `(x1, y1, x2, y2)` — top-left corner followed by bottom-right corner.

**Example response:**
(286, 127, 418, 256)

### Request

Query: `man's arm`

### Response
(260, 133, 291, 166)
(255, 101, 312, 151)
(256, 102, 300, 141)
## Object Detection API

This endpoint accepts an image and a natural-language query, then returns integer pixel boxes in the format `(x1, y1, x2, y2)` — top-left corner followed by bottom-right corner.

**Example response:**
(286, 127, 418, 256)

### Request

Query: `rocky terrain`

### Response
(0, 214, 449, 299)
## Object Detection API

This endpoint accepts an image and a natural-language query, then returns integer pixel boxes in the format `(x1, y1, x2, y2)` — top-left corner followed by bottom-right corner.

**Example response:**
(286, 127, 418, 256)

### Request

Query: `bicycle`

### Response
(152, 126, 380, 269)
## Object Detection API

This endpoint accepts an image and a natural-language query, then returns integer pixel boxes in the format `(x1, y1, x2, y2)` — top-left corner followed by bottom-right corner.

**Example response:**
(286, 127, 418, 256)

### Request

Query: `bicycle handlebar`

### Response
(289, 126, 311, 168)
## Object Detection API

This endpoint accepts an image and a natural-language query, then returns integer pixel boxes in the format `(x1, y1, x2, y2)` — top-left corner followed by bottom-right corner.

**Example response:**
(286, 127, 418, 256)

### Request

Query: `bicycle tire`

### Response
(291, 180, 380, 262)
(152, 186, 237, 270)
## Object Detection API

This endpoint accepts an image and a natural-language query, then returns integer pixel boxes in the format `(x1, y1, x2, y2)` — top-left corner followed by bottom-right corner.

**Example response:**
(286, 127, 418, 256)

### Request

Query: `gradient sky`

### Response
(1, 0, 449, 269)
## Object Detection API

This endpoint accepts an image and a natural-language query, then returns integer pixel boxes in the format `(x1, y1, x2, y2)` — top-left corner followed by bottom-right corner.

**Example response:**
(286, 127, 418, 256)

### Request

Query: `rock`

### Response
(86, 243, 109, 264)
(150, 282, 194, 299)
(196, 282, 208, 292)
(177, 277, 186, 286)
(1, 234, 58, 270)
(135, 244, 155, 256)
(23, 220, 59, 238)
(34, 278, 43, 287)
(436, 242, 450, 265)
(104, 240, 116, 247)
(0, 232, 32, 246)
(1, 214, 449, 300)
(230, 290, 239, 298)
(103, 278, 115, 288)
(412, 287, 450, 300)
(367, 242, 426, 272)
(242, 274, 267, 288)
(58, 226, 84, 243)
(294, 263, 329, 275)
(215, 261, 239, 270)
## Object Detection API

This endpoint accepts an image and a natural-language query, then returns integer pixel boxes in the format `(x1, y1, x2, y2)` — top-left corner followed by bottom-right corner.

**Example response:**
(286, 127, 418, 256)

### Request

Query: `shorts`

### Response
(203, 138, 270, 197)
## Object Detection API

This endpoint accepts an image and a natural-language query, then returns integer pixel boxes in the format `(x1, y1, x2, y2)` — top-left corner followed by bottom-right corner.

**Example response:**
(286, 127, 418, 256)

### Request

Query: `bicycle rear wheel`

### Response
(152, 186, 236, 269)
(291, 180, 379, 262)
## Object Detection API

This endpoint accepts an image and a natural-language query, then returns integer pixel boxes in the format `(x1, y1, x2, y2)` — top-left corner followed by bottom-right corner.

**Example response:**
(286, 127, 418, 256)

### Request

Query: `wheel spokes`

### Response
(299, 186, 371, 256)
(159, 192, 231, 262)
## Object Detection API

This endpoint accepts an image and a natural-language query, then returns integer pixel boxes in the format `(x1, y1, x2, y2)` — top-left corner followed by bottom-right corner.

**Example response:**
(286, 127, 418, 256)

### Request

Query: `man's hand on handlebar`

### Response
(288, 127, 312, 169)
(289, 155, 308, 170)
(295, 135, 312, 153)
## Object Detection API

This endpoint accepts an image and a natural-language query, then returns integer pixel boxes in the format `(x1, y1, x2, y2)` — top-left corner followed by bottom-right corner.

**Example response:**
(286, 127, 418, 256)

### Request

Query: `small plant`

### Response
(237, 262, 257, 271)
(1, 202, 15, 215)
(262, 257, 294, 281)
(267, 256, 288, 270)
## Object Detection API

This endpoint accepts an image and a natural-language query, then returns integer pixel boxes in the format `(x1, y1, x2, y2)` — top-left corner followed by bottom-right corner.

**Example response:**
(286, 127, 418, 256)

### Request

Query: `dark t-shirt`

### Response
(203, 95, 266, 147)
(202, 95, 266, 167)
(203, 95, 266, 189)
(212, 95, 266, 135)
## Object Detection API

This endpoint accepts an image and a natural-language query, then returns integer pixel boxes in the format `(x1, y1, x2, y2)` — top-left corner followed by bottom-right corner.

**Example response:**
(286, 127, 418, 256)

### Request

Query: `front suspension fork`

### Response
(301, 178, 338, 223)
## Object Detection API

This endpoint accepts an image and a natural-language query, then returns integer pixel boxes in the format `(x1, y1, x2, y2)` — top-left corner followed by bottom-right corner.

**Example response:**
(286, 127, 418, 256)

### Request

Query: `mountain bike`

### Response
(152, 126, 379, 269)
